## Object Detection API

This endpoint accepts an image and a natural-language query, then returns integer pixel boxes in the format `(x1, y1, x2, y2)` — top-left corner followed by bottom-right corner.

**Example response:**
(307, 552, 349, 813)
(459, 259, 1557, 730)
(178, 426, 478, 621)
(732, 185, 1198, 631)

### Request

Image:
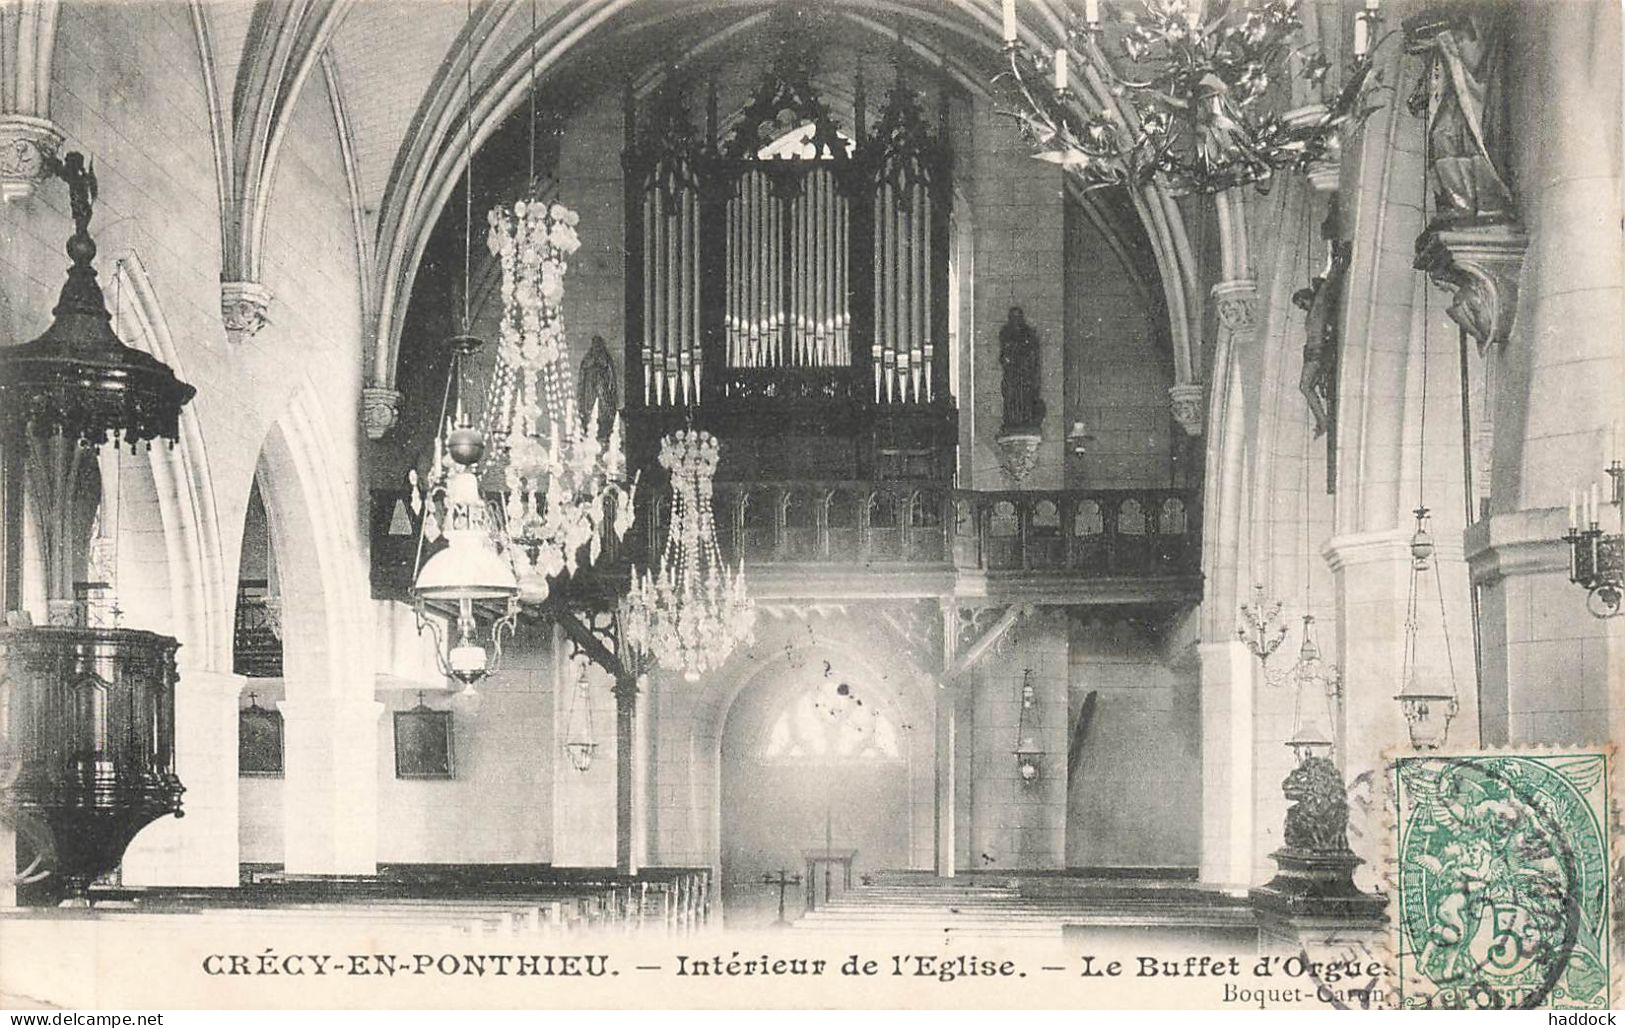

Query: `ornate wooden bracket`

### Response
(944, 604, 1027, 683)
(1413, 221, 1528, 353)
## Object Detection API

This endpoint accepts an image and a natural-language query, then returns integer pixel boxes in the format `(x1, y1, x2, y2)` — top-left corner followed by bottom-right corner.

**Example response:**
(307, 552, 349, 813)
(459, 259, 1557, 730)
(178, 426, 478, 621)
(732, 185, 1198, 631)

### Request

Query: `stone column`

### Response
(122, 669, 246, 886)
(934, 681, 958, 878)
(1322, 532, 1412, 781)
(1467, 2, 1623, 745)
(278, 697, 384, 874)
(0, 0, 63, 203)
(1198, 640, 1255, 891)
(613, 675, 639, 875)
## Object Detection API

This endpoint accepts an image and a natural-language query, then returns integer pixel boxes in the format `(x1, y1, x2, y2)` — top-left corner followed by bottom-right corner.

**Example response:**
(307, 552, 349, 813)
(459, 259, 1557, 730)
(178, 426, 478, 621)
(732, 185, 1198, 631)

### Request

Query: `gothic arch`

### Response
(105, 253, 232, 673)
(252, 381, 373, 698)
(365, 0, 1208, 416)
(655, 619, 936, 872)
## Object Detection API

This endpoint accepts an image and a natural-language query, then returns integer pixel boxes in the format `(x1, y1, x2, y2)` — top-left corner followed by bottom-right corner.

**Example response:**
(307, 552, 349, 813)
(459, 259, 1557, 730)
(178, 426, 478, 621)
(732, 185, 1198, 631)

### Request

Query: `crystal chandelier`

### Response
(484, 199, 633, 605)
(620, 429, 754, 682)
(997, 0, 1388, 194)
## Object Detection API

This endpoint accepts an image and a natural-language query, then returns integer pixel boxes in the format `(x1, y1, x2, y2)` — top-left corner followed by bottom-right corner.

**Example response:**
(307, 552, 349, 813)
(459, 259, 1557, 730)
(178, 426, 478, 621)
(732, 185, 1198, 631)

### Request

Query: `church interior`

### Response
(0, 0, 1619, 946)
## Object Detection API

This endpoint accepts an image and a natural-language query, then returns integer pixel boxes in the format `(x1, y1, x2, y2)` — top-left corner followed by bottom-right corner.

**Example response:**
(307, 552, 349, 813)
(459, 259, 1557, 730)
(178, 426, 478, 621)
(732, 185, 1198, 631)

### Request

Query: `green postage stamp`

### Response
(1393, 750, 1613, 1010)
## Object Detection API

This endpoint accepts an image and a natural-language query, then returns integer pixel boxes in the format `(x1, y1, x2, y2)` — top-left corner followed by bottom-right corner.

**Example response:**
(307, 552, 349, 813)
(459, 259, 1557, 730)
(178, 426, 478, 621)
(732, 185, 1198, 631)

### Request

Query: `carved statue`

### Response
(53, 151, 98, 238)
(577, 334, 619, 441)
(998, 307, 1046, 432)
(1406, 9, 1515, 224)
(1281, 756, 1351, 853)
(1294, 240, 1352, 438)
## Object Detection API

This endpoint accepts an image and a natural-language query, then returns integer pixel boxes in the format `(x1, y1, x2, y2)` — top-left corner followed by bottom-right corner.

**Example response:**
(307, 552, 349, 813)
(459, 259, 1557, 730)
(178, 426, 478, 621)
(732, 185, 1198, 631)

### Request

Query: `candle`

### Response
(1085, 0, 1100, 26)
(1054, 47, 1069, 91)
(1352, 13, 1369, 57)
(1570, 489, 1578, 530)
(1592, 482, 1602, 525)
(1002, 0, 1017, 43)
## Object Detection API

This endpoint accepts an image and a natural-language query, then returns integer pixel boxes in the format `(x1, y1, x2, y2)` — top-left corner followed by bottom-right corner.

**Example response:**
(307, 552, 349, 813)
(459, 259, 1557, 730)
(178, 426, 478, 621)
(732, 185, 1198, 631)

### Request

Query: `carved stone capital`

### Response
(1210, 279, 1259, 334)
(1414, 220, 1528, 352)
(1169, 383, 1206, 437)
(220, 280, 273, 342)
(0, 115, 64, 202)
(994, 431, 1042, 486)
(361, 386, 403, 440)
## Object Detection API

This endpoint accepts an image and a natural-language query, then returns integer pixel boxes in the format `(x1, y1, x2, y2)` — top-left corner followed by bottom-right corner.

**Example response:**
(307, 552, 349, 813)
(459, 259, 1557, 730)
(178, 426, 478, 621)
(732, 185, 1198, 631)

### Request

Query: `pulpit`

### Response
(0, 625, 185, 902)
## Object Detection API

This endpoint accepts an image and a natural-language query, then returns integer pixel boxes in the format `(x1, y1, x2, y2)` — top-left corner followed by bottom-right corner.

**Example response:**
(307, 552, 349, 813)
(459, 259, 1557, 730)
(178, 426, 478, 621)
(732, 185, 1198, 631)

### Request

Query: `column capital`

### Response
(1463, 507, 1570, 584)
(1322, 525, 1468, 574)
(220, 280, 273, 342)
(361, 386, 403, 440)
(1169, 382, 1206, 437)
(1210, 279, 1259, 333)
(0, 115, 63, 202)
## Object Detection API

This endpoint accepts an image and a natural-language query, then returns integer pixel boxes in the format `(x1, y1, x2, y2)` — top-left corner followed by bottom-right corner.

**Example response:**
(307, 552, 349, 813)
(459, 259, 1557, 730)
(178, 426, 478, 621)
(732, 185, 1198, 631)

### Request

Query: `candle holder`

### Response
(1563, 461, 1624, 619)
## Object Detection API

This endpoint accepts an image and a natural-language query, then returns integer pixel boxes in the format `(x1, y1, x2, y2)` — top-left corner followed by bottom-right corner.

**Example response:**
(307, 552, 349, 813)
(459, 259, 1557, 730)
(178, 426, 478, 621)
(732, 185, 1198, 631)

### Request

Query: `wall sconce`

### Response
(1563, 460, 1624, 619)
(1013, 669, 1042, 782)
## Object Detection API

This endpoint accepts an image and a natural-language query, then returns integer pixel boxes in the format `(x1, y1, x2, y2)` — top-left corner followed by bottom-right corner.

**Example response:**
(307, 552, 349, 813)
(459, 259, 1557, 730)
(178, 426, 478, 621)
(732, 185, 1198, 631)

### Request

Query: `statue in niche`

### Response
(998, 307, 1046, 433)
(577, 334, 619, 441)
(1405, 8, 1515, 225)
(1294, 240, 1352, 439)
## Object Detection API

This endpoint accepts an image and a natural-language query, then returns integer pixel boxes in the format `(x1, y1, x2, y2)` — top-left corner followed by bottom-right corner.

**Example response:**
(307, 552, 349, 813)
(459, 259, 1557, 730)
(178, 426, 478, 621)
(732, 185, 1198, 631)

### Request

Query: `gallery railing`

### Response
(369, 483, 1201, 598)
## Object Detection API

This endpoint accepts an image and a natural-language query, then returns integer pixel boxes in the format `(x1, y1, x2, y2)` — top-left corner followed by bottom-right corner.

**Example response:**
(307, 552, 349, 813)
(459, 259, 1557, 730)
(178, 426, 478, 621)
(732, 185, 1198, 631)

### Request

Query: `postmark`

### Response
(1393, 751, 1612, 1010)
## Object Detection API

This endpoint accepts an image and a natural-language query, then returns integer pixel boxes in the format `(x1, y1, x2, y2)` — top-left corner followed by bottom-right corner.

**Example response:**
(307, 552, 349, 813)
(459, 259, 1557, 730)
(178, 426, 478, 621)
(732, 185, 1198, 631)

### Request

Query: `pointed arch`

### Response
(106, 253, 232, 672)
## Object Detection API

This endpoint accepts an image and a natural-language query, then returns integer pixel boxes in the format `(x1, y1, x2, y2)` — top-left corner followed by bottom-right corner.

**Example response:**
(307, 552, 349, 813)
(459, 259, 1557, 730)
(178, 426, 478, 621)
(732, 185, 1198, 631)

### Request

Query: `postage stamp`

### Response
(1392, 750, 1613, 1010)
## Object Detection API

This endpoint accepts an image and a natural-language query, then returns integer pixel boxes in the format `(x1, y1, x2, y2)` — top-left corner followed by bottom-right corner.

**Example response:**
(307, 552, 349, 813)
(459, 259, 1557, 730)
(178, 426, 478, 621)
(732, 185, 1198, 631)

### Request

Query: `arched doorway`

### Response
(719, 658, 919, 927)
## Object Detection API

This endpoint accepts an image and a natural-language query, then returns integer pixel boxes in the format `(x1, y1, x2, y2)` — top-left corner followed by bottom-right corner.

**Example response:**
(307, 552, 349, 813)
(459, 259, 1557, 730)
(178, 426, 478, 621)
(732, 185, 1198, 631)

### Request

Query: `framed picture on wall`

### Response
(393, 700, 454, 779)
(238, 696, 284, 776)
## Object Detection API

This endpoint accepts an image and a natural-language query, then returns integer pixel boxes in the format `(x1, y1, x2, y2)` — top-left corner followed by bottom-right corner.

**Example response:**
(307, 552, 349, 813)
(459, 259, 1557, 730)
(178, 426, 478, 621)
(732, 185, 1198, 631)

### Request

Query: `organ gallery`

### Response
(0, 0, 1617, 1011)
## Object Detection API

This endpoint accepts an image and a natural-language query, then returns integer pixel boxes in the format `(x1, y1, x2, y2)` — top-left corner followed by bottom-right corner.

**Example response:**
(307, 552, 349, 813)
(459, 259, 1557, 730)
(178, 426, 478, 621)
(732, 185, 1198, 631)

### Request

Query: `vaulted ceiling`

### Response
(191, 0, 1348, 414)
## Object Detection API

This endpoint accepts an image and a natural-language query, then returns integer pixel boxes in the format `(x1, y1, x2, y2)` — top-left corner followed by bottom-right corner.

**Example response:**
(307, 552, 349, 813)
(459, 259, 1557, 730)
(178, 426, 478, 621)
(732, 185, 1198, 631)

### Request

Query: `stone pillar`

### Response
(278, 697, 384, 874)
(122, 669, 246, 886)
(1322, 533, 1413, 777)
(1467, 2, 1624, 746)
(0, 1, 63, 203)
(613, 675, 639, 875)
(934, 682, 957, 878)
(1198, 640, 1254, 891)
